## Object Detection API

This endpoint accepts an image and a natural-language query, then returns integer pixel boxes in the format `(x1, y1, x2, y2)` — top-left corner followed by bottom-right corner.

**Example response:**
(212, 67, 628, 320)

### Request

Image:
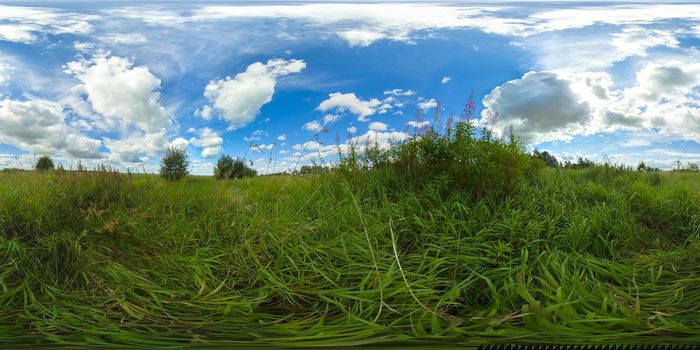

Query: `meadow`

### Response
(1, 122, 699, 347)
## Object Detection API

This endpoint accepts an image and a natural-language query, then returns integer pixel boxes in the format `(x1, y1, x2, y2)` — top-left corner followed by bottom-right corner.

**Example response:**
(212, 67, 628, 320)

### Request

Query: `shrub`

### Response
(35, 156, 55, 172)
(214, 155, 256, 180)
(160, 147, 189, 181)
(337, 120, 540, 201)
(533, 149, 560, 168)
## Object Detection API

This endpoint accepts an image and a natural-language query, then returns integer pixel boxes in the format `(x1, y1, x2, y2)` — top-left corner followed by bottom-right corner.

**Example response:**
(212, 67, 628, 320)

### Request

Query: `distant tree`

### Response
(533, 149, 560, 168)
(214, 155, 256, 180)
(296, 165, 329, 175)
(637, 161, 647, 172)
(160, 147, 189, 181)
(35, 156, 54, 172)
(688, 162, 699, 172)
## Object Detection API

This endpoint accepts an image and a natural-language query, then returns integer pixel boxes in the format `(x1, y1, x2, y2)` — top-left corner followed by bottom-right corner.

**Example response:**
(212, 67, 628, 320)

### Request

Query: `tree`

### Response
(637, 161, 647, 172)
(533, 149, 560, 168)
(35, 156, 54, 171)
(160, 147, 189, 181)
(214, 154, 256, 180)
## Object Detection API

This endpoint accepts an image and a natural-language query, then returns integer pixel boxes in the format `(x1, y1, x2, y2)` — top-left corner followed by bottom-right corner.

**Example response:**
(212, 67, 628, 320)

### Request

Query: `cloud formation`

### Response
(201, 58, 305, 130)
(0, 98, 102, 158)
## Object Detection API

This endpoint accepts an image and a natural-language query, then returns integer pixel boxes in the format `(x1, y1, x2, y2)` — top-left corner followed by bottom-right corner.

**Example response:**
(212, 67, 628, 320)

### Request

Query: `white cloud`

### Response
(317, 92, 380, 121)
(0, 5, 94, 44)
(277, 134, 287, 141)
(201, 58, 305, 130)
(0, 24, 37, 43)
(290, 129, 408, 161)
(482, 60, 700, 145)
(189, 128, 223, 158)
(347, 126, 358, 134)
(303, 120, 323, 132)
(98, 33, 148, 45)
(0, 61, 11, 85)
(65, 53, 170, 134)
(441, 76, 452, 84)
(482, 71, 593, 143)
(0, 98, 102, 158)
(169, 137, 189, 150)
(611, 27, 678, 57)
(337, 30, 388, 47)
(384, 88, 415, 96)
(368, 121, 388, 131)
(103, 130, 167, 163)
(417, 98, 438, 111)
(322, 114, 341, 125)
(408, 120, 429, 128)
(625, 61, 700, 103)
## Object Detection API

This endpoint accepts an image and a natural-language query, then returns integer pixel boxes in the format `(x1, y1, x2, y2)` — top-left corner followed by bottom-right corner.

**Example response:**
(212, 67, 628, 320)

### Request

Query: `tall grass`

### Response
(1, 130, 699, 346)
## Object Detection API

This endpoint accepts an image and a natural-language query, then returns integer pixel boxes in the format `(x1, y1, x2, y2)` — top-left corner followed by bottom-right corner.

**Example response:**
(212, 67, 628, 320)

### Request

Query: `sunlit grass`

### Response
(1, 127, 699, 346)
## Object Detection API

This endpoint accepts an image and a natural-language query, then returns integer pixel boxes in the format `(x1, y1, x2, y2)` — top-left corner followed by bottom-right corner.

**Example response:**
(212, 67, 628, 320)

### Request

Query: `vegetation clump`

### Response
(1, 101, 700, 347)
(35, 156, 54, 172)
(159, 146, 189, 181)
(214, 155, 256, 180)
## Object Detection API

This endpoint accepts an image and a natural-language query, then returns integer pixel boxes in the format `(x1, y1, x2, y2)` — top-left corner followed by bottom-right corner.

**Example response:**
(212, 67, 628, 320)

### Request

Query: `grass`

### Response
(1, 124, 700, 347)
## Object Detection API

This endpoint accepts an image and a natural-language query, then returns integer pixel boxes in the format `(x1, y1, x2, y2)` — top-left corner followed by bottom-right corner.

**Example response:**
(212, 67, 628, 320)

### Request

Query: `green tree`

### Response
(35, 156, 55, 172)
(214, 155, 256, 180)
(533, 149, 560, 168)
(637, 161, 647, 172)
(160, 147, 189, 181)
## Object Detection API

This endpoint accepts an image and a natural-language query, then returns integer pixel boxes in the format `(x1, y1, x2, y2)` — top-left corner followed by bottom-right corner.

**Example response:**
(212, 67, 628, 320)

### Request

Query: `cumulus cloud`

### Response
(103, 131, 167, 163)
(611, 27, 678, 57)
(347, 126, 358, 134)
(441, 76, 452, 84)
(408, 120, 429, 128)
(0, 98, 102, 158)
(417, 98, 438, 111)
(384, 88, 415, 96)
(201, 58, 306, 130)
(482, 71, 593, 143)
(277, 134, 287, 141)
(189, 128, 223, 158)
(368, 121, 388, 131)
(303, 120, 323, 132)
(482, 60, 700, 145)
(317, 92, 381, 122)
(65, 53, 170, 134)
(169, 137, 189, 150)
(625, 62, 700, 103)
(322, 114, 341, 125)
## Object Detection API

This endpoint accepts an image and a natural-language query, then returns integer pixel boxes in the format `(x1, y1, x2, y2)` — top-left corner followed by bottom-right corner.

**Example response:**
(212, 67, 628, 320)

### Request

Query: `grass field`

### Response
(1, 125, 700, 347)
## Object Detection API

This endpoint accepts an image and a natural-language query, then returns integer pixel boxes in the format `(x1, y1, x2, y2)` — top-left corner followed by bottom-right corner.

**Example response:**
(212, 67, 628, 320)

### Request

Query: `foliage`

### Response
(159, 146, 189, 181)
(563, 156, 596, 169)
(1, 165, 699, 346)
(295, 164, 330, 175)
(35, 156, 54, 172)
(214, 154, 256, 180)
(532, 149, 560, 168)
(337, 121, 540, 201)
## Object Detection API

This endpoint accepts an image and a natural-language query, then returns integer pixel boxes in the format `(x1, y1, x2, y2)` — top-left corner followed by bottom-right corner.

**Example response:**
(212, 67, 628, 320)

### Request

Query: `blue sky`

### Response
(1, 1, 700, 174)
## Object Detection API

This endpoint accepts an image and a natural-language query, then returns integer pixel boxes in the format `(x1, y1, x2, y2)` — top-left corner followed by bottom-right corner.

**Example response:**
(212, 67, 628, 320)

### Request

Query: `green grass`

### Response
(1, 129, 700, 346)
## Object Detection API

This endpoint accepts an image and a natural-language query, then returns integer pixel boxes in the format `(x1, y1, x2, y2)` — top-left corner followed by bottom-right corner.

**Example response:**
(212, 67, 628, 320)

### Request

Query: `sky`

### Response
(0, 1, 700, 174)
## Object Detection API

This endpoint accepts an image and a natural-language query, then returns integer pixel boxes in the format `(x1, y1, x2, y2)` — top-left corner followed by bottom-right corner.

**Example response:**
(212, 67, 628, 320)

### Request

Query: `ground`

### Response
(0, 167, 699, 346)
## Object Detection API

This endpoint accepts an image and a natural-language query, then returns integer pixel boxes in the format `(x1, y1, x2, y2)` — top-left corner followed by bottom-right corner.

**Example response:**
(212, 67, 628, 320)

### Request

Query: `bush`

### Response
(337, 121, 540, 201)
(533, 149, 559, 168)
(35, 156, 55, 172)
(160, 147, 189, 181)
(214, 155, 256, 180)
